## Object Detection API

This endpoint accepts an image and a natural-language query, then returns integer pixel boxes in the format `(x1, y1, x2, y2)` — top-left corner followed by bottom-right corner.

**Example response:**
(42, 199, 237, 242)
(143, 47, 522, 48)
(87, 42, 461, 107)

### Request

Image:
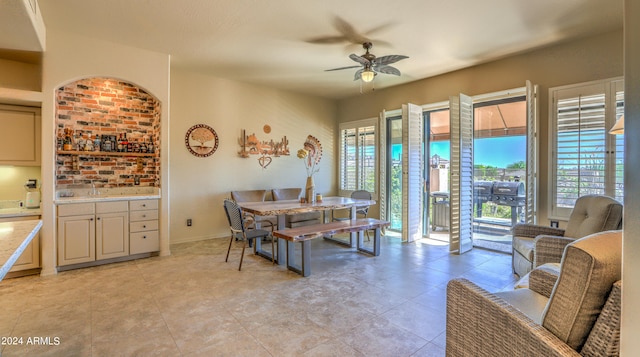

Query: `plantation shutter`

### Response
(340, 127, 357, 191)
(359, 126, 376, 193)
(553, 84, 607, 216)
(378, 110, 387, 223)
(449, 94, 473, 254)
(525, 80, 538, 224)
(402, 103, 424, 243)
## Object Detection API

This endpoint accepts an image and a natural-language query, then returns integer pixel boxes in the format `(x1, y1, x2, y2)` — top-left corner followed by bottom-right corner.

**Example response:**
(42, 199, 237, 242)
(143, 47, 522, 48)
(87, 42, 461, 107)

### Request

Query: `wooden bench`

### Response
(272, 218, 389, 277)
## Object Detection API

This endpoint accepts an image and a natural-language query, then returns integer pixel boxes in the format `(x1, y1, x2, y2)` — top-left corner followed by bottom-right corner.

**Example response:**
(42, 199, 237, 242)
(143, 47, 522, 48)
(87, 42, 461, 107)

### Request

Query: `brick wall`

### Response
(55, 78, 161, 188)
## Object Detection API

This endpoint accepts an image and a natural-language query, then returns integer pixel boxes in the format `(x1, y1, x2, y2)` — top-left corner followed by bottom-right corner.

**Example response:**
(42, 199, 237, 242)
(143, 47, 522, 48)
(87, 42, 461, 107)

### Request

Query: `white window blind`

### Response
(339, 119, 377, 195)
(556, 92, 607, 206)
(550, 78, 623, 218)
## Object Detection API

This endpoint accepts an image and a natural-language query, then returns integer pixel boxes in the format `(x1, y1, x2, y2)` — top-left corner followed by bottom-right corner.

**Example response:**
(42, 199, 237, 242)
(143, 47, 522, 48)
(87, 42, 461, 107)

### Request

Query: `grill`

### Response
(474, 181, 526, 227)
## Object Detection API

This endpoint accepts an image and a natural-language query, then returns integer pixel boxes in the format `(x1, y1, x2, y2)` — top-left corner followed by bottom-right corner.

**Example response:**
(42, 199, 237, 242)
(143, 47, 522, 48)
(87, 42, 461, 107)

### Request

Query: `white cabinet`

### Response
(0, 104, 41, 166)
(57, 198, 157, 267)
(0, 215, 40, 272)
(129, 199, 159, 254)
(57, 203, 95, 266)
(95, 201, 129, 260)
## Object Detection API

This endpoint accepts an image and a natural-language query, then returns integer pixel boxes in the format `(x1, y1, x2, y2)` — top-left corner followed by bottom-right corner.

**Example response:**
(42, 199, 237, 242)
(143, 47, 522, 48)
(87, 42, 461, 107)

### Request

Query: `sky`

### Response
(433, 136, 526, 167)
(392, 136, 526, 168)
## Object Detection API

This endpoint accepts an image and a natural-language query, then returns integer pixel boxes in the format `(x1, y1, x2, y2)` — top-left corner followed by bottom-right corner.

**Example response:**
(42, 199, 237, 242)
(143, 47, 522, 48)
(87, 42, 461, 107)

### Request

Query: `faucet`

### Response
(90, 183, 100, 196)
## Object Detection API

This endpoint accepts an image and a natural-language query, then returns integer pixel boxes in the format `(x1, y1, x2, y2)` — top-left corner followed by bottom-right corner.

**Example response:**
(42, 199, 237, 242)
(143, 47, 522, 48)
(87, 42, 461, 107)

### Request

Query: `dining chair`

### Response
(223, 199, 275, 270)
(333, 190, 372, 240)
(230, 189, 276, 232)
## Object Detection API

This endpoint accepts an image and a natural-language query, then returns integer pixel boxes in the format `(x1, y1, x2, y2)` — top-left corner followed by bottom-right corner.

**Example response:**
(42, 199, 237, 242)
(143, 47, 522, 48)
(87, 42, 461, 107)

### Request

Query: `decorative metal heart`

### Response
(258, 156, 272, 169)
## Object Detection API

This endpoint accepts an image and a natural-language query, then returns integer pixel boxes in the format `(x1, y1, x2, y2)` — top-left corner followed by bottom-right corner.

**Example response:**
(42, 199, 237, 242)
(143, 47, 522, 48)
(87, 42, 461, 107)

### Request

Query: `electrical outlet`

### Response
(187, 219, 192, 226)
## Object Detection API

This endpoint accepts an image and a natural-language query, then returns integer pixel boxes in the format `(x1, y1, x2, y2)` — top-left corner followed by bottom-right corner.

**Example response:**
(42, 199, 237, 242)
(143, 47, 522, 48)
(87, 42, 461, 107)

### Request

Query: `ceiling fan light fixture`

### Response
(361, 69, 375, 82)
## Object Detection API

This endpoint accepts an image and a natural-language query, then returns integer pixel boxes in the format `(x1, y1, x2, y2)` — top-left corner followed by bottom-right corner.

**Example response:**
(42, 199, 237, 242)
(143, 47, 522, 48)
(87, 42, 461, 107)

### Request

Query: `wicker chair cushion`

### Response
(513, 236, 535, 260)
(528, 263, 561, 298)
(542, 230, 622, 351)
(564, 195, 623, 238)
(494, 288, 549, 324)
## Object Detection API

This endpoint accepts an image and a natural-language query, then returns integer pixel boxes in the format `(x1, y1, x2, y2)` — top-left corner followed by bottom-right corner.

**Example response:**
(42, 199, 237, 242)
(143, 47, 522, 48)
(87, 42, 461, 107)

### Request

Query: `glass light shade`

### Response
(609, 115, 624, 135)
(361, 69, 375, 83)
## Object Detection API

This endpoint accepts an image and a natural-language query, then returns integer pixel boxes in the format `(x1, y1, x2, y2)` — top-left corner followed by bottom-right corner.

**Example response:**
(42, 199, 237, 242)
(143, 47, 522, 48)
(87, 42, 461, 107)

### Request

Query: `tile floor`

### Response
(0, 234, 518, 357)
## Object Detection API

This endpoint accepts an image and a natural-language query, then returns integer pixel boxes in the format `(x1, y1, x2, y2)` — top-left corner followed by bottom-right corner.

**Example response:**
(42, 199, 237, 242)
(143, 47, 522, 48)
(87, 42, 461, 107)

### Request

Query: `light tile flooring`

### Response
(0, 234, 517, 357)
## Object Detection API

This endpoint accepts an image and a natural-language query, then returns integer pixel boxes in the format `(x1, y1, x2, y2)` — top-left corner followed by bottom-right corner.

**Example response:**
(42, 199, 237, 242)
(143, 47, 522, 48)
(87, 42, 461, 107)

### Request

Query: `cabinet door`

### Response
(10, 234, 40, 271)
(96, 212, 129, 260)
(0, 104, 41, 166)
(57, 215, 95, 266)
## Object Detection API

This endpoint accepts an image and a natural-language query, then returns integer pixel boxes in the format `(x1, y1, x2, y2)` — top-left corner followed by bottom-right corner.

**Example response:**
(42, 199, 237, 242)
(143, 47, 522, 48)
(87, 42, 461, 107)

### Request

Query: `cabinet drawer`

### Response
(96, 201, 128, 214)
(130, 220, 158, 232)
(130, 199, 158, 211)
(130, 230, 159, 254)
(129, 210, 159, 222)
(58, 203, 95, 216)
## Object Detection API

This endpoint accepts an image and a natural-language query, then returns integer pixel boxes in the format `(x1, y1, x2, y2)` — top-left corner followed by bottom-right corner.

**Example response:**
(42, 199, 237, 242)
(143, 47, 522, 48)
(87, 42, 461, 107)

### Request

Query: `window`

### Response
(550, 78, 623, 218)
(339, 119, 377, 195)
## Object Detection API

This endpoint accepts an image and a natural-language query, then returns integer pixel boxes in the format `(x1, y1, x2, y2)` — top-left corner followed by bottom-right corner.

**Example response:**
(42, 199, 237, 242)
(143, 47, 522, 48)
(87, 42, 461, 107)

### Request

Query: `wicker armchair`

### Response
(512, 195, 622, 277)
(447, 230, 622, 356)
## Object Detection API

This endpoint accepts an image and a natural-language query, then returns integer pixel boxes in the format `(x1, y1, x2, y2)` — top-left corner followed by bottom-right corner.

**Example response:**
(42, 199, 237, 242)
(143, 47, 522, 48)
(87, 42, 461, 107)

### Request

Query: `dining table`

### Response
(237, 196, 375, 265)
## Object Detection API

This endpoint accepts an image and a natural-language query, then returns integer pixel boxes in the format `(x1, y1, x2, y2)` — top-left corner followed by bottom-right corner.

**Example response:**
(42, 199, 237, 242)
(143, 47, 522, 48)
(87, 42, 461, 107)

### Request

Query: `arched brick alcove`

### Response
(55, 77, 161, 188)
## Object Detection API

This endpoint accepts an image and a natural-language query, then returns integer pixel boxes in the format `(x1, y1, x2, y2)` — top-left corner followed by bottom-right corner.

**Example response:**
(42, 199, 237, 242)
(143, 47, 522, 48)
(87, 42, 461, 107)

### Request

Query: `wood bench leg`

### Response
(286, 240, 311, 277)
(357, 227, 381, 256)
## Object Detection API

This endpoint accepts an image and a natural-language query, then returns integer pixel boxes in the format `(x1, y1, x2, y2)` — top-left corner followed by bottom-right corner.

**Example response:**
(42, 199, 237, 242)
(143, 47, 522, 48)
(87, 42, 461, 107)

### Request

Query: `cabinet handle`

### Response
(97, 217, 101, 220)
(142, 204, 147, 207)
(143, 235, 147, 239)
(143, 225, 147, 228)
(90, 218, 94, 221)
(142, 214, 146, 218)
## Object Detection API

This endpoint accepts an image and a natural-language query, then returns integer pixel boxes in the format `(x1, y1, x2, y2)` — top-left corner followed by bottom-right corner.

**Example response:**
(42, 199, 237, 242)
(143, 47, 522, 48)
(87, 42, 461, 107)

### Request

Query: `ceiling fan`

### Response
(325, 42, 409, 82)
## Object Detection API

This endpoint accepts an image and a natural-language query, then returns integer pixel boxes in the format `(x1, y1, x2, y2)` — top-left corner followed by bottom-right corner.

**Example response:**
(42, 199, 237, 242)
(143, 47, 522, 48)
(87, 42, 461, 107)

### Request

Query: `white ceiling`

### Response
(9, 0, 625, 99)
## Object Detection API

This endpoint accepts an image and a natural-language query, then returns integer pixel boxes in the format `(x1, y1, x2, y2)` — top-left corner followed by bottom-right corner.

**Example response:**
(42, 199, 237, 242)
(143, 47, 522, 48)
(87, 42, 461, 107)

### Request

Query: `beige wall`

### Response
(41, 29, 170, 275)
(169, 69, 337, 243)
(0, 166, 41, 201)
(0, 58, 40, 91)
(337, 29, 623, 225)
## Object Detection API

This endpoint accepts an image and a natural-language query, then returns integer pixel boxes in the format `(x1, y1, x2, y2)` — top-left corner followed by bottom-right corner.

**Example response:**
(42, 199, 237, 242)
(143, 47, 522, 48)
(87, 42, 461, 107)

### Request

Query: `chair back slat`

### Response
(351, 190, 372, 216)
(224, 199, 245, 233)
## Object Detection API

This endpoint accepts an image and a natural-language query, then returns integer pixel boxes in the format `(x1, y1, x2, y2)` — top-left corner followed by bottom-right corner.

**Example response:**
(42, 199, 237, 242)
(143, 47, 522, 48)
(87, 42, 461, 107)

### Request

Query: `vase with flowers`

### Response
(297, 135, 322, 203)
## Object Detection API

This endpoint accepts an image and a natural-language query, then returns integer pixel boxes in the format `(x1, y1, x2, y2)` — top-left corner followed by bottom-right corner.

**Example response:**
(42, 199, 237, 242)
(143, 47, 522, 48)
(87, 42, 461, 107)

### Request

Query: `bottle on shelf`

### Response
(63, 129, 73, 151)
(140, 138, 148, 153)
(103, 135, 112, 152)
(148, 137, 154, 154)
(84, 135, 93, 151)
(94, 134, 101, 151)
(123, 133, 129, 153)
(117, 133, 123, 152)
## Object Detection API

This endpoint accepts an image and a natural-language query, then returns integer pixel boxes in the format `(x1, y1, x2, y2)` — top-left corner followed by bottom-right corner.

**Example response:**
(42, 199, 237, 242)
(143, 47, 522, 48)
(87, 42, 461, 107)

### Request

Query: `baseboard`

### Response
(170, 233, 227, 245)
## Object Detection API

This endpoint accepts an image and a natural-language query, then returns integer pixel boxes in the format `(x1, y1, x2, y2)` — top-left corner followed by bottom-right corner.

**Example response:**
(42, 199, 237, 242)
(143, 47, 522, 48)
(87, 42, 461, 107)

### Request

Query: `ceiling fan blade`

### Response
(325, 65, 362, 72)
(375, 55, 409, 66)
(306, 35, 348, 44)
(333, 16, 369, 44)
(353, 68, 364, 81)
(375, 65, 401, 76)
(349, 53, 369, 65)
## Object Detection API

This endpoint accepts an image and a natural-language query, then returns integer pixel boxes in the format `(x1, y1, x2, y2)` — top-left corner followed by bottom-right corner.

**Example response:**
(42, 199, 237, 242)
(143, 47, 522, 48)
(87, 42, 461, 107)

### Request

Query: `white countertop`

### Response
(0, 207, 42, 219)
(55, 193, 161, 204)
(0, 220, 43, 281)
(55, 186, 160, 204)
